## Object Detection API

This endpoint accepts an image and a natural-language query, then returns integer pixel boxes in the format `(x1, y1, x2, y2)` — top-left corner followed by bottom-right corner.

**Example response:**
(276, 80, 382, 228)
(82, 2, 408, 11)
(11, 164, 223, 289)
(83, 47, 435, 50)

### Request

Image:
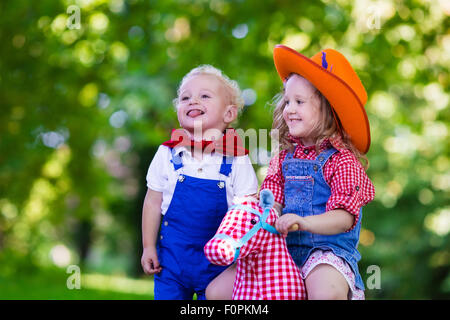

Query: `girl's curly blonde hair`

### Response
(271, 74, 369, 170)
(173, 64, 245, 112)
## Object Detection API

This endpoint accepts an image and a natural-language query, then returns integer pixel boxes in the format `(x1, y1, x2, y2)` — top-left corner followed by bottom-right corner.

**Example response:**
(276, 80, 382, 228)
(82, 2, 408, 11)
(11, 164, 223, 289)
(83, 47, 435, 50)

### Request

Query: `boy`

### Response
(141, 65, 258, 300)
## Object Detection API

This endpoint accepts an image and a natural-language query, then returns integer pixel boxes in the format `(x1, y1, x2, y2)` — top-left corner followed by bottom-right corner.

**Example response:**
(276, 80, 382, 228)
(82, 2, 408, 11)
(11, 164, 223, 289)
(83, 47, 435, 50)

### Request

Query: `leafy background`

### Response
(0, 0, 448, 299)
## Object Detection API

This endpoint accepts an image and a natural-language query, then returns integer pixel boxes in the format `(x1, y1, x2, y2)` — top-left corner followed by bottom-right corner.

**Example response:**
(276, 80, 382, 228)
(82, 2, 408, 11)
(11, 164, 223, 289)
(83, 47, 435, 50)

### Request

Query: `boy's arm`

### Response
(141, 188, 163, 274)
(231, 155, 259, 197)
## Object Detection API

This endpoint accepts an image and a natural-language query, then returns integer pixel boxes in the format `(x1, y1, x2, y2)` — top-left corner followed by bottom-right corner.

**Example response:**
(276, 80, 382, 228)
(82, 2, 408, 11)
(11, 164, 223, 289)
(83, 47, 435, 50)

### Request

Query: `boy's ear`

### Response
(223, 104, 238, 124)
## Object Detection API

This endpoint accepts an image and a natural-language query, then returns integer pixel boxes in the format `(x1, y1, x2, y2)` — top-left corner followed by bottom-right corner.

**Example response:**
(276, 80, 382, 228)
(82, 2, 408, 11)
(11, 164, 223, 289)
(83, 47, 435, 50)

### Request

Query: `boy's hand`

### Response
(275, 214, 307, 237)
(141, 247, 162, 275)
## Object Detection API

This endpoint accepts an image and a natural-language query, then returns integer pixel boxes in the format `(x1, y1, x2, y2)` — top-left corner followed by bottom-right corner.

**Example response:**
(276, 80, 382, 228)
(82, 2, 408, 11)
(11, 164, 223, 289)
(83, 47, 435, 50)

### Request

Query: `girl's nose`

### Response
(284, 101, 295, 113)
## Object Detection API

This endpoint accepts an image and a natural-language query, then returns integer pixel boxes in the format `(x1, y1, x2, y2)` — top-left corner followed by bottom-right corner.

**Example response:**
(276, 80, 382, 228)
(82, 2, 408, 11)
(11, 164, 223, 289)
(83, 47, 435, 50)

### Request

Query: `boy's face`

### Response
(176, 74, 236, 137)
(282, 74, 321, 146)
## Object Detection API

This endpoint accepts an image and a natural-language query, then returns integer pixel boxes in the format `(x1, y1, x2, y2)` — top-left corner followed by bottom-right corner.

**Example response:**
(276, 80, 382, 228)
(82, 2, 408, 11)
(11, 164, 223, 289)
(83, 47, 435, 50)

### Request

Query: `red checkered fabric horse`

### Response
(204, 189, 306, 300)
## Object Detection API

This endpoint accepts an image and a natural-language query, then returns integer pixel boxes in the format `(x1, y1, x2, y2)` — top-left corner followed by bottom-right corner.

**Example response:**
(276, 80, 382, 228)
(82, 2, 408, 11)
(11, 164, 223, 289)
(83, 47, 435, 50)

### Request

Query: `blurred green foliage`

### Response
(0, 0, 448, 299)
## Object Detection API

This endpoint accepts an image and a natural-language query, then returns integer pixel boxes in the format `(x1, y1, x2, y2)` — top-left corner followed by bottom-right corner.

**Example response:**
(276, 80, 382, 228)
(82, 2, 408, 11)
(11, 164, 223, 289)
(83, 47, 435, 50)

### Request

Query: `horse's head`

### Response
(204, 189, 279, 266)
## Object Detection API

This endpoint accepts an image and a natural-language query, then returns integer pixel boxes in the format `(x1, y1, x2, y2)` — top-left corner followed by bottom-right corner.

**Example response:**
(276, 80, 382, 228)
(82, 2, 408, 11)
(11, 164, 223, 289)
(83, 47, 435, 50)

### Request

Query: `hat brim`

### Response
(273, 45, 370, 154)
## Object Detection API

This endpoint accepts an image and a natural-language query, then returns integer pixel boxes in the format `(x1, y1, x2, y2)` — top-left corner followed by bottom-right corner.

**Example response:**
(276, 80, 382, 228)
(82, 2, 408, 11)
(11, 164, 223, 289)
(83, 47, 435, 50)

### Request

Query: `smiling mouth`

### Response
(187, 109, 205, 118)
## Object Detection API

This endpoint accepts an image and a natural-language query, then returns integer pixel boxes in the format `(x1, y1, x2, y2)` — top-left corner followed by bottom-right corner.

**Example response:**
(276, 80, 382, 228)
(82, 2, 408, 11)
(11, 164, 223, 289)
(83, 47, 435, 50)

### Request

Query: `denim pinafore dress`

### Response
(154, 149, 230, 299)
(282, 147, 365, 290)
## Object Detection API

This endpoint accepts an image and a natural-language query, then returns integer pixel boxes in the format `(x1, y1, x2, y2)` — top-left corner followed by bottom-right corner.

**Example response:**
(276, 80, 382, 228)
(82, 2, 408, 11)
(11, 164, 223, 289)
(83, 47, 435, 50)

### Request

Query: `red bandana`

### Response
(162, 128, 249, 156)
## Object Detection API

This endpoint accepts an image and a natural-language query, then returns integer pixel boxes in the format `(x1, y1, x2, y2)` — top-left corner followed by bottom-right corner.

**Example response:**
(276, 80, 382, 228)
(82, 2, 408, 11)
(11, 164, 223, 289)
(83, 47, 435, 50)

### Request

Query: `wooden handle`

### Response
(288, 224, 299, 231)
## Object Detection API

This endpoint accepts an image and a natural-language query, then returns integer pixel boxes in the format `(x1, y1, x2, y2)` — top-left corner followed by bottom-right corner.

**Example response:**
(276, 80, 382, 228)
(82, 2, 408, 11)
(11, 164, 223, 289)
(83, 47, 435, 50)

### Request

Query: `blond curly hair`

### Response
(173, 64, 244, 112)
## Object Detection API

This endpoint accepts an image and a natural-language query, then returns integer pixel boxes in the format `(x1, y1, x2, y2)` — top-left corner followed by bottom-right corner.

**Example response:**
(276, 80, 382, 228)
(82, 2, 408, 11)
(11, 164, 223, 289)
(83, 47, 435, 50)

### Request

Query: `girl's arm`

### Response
(276, 209, 354, 236)
(141, 188, 163, 274)
(302, 209, 354, 235)
(260, 152, 287, 213)
(326, 149, 375, 232)
(273, 201, 283, 216)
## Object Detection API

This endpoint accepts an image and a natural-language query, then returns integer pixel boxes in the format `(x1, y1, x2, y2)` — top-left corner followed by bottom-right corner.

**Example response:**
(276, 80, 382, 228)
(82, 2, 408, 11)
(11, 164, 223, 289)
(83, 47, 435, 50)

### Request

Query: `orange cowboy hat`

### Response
(273, 45, 371, 154)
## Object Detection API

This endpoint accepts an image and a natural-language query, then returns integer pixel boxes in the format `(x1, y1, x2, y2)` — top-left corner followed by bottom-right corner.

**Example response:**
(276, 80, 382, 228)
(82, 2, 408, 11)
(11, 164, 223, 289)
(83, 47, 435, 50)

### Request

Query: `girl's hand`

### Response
(141, 247, 162, 275)
(275, 214, 308, 237)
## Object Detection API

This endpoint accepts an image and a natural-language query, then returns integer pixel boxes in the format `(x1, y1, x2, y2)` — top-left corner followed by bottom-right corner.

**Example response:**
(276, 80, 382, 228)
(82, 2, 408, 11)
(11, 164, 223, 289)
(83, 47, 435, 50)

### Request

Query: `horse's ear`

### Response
(259, 189, 274, 209)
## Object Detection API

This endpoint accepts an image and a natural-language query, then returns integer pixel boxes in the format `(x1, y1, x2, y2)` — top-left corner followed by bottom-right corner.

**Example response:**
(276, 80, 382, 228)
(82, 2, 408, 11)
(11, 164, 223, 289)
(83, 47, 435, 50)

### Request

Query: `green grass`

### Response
(0, 268, 155, 300)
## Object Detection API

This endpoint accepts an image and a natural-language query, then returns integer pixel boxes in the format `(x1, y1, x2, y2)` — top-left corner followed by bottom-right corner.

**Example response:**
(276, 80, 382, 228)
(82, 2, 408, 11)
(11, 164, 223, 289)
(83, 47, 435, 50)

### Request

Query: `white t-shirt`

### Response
(146, 145, 259, 215)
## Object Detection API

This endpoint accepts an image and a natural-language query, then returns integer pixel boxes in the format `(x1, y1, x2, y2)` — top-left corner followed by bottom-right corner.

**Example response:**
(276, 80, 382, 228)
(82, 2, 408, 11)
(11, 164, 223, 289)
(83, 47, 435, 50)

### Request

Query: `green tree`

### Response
(0, 0, 448, 299)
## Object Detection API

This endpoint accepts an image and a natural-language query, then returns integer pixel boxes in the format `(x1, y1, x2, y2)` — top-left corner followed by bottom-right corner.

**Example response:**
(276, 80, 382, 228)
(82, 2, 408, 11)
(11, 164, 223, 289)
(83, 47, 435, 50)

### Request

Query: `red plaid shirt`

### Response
(261, 138, 375, 231)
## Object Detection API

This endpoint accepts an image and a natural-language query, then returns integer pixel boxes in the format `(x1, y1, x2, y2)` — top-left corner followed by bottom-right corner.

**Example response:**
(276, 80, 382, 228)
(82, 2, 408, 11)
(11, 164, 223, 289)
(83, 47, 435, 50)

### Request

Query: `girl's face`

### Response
(176, 74, 236, 138)
(282, 74, 321, 146)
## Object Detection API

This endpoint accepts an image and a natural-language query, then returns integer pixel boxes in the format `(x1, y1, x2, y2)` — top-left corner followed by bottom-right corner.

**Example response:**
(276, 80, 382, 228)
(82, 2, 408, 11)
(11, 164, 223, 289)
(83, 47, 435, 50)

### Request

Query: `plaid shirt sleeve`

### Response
(260, 151, 287, 207)
(325, 149, 375, 231)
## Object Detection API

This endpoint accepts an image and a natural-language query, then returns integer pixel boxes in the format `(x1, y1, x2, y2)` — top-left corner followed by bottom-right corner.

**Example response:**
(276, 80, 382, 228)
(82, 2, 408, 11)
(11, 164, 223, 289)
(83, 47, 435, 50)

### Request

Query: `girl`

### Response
(207, 45, 375, 300)
(263, 45, 375, 300)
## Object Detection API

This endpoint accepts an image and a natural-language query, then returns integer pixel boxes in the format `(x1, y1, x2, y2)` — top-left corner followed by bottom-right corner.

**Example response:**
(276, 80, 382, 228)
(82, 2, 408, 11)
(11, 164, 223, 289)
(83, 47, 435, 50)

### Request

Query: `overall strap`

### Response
(219, 156, 233, 177)
(285, 151, 294, 160)
(170, 148, 183, 171)
(315, 147, 338, 167)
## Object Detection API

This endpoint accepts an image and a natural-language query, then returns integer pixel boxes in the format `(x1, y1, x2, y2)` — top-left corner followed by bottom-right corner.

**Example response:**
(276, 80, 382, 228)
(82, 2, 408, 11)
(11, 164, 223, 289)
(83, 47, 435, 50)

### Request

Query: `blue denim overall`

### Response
(154, 149, 230, 299)
(282, 147, 365, 290)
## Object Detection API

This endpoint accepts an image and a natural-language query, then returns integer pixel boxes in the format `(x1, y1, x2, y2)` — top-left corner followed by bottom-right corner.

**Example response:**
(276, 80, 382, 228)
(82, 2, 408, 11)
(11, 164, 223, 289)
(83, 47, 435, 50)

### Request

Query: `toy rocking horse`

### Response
(204, 189, 306, 300)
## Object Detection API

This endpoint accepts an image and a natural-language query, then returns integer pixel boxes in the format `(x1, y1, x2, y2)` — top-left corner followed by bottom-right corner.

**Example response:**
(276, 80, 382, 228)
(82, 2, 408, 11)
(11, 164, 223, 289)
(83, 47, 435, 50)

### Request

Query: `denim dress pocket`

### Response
(284, 175, 314, 217)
